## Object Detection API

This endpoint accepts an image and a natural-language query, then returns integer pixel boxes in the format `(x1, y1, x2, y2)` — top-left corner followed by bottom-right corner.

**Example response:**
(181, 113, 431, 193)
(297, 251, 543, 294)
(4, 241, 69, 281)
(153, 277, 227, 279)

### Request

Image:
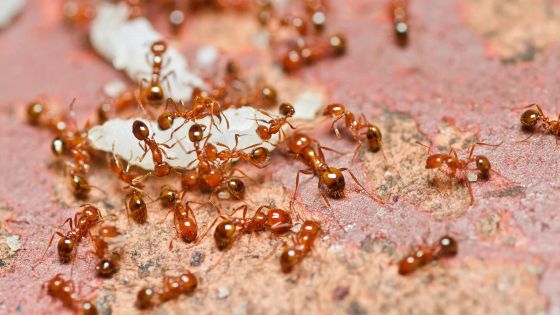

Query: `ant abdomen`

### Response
(520, 108, 541, 128)
(214, 220, 236, 250)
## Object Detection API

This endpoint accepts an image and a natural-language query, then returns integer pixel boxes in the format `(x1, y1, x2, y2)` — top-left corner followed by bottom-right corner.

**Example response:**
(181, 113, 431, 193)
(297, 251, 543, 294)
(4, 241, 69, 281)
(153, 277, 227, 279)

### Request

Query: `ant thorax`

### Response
(88, 106, 283, 171)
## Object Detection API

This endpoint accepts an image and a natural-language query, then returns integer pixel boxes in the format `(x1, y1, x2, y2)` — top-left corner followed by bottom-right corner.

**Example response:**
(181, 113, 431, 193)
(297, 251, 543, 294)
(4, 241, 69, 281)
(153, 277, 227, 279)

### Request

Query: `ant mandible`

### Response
(417, 141, 501, 205)
(287, 133, 384, 207)
(398, 235, 458, 275)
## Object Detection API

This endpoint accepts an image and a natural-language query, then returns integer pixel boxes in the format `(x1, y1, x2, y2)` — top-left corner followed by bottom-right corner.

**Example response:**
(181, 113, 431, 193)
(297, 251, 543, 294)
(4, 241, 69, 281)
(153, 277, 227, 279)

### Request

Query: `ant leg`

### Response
(329, 115, 344, 138)
(351, 141, 364, 163)
(289, 169, 315, 210)
(415, 141, 433, 154)
(465, 179, 475, 205)
(340, 168, 385, 205)
(33, 231, 65, 268)
(158, 209, 175, 224)
(228, 205, 248, 218)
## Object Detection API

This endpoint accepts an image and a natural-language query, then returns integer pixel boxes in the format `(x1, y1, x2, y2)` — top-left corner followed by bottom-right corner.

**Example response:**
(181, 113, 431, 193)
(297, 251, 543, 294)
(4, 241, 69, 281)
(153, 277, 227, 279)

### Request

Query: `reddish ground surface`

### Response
(0, 0, 559, 314)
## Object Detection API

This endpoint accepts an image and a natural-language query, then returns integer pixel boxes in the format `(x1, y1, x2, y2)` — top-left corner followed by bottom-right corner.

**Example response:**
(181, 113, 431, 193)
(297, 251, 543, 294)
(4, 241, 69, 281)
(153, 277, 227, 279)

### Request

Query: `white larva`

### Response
(88, 106, 281, 171)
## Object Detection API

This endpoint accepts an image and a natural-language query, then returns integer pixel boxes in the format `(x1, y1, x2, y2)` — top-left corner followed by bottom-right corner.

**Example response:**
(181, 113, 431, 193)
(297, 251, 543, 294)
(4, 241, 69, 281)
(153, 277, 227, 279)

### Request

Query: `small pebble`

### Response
(6, 235, 20, 252)
(217, 286, 230, 299)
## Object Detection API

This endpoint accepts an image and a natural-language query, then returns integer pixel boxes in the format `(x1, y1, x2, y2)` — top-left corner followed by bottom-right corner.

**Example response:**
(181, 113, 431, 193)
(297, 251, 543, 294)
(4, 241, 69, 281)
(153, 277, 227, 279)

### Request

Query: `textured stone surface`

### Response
(0, 0, 558, 314)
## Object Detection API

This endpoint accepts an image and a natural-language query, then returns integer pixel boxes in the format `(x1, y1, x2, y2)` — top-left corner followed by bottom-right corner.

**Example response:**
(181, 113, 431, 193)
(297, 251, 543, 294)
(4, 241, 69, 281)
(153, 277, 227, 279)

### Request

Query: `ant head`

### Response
(256, 125, 271, 141)
(136, 287, 157, 310)
(475, 155, 491, 176)
(158, 111, 174, 130)
(301, 220, 320, 236)
(188, 124, 205, 142)
(251, 147, 271, 166)
(323, 103, 345, 116)
(200, 167, 223, 189)
(179, 271, 198, 293)
(204, 144, 218, 159)
(520, 109, 541, 128)
(82, 204, 101, 221)
(425, 153, 448, 169)
(321, 167, 345, 198)
(151, 40, 167, 55)
(132, 120, 150, 141)
(159, 186, 178, 208)
(145, 83, 164, 103)
(279, 102, 295, 117)
(227, 178, 245, 200)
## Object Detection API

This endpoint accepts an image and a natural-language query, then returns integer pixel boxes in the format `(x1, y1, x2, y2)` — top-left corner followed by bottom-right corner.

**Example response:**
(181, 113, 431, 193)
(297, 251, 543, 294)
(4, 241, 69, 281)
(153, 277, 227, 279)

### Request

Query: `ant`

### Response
(36, 205, 104, 266)
(323, 103, 384, 161)
(281, 34, 346, 72)
(287, 133, 384, 207)
(520, 104, 560, 140)
(160, 201, 200, 245)
(136, 270, 198, 309)
(157, 96, 227, 134)
(92, 225, 125, 278)
(255, 103, 296, 143)
(398, 235, 458, 275)
(141, 40, 174, 107)
(280, 220, 321, 273)
(44, 274, 98, 315)
(208, 204, 293, 250)
(390, 0, 409, 47)
(132, 120, 176, 177)
(214, 135, 272, 168)
(108, 146, 151, 224)
(417, 141, 501, 205)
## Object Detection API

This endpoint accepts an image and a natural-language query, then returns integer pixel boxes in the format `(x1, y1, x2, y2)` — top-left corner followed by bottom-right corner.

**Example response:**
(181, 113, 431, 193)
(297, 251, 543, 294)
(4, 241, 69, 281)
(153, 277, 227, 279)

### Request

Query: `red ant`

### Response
(390, 0, 409, 47)
(323, 103, 384, 161)
(44, 274, 98, 315)
(157, 96, 228, 134)
(255, 103, 296, 143)
(398, 235, 458, 275)
(287, 133, 384, 207)
(160, 201, 200, 245)
(520, 104, 560, 141)
(417, 141, 501, 205)
(36, 205, 104, 266)
(132, 120, 177, 177)
(207, 204, 293, 250)
(91, 225, 125, 278)
(140, 40, 175, 107)
(280, 220, 321, 273)
(136, 270, 198, 309)
(281, 34, 346, 72)
(108, 146, 151, 224)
